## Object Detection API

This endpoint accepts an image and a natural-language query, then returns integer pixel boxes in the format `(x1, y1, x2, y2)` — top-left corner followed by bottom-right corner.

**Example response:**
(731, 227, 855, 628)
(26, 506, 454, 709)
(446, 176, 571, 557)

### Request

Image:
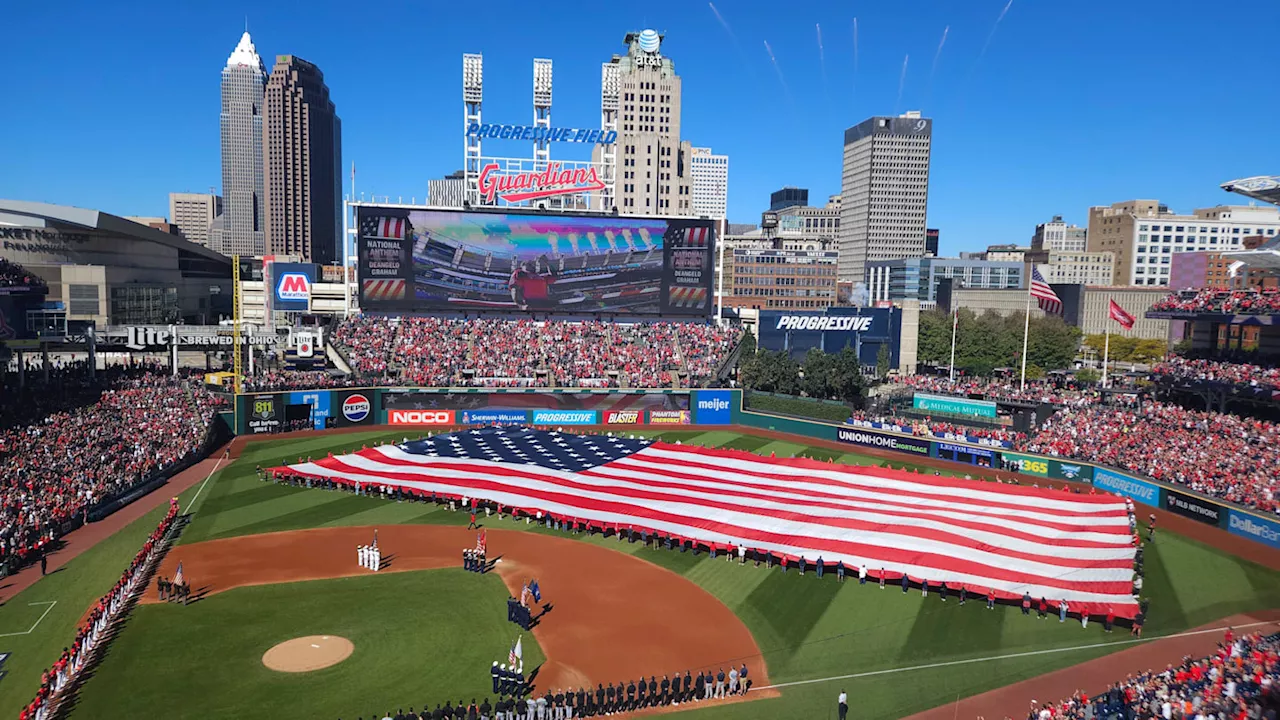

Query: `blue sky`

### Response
(3, 0, 1278, 254)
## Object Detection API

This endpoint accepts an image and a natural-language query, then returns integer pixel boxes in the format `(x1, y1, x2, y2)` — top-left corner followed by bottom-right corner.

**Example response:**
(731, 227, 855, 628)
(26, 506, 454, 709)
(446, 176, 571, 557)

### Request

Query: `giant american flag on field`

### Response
(277, 428, 1137, 617)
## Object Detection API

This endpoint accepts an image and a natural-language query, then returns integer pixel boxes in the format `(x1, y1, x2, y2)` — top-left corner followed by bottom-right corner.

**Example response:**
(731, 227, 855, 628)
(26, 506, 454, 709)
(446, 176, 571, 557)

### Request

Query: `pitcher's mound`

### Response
(262, 635, 354, 672)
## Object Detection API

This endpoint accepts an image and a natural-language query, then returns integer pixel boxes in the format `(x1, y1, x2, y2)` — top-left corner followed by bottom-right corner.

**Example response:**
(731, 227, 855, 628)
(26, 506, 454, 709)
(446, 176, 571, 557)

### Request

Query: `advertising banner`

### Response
(938, 442, 995, 459)
(1002, 452, 1050, 477)
(383, 391, 688, 414)
(356, 207, 714, 316)
(1164, 489, 1224, 526)
(1091, 467, 1160, 507)
(270, 262, 316, 312)
(648, 410, 691, 425)
(388, 409, 456, 426)
(289, 391, 332, 430)
(531, 410, 597, 425)
(836, 427, 931, 456)
(912, 392, 998, 420)
(1228, 510, 1280, 550)
(459, 409, 528, 425)
(1051, 460, 1093, 481)
(334, 390, 374, 427)
(247, 394, 282, 434)
(694, 390, 733, 424)
(603, 410, 644, 424)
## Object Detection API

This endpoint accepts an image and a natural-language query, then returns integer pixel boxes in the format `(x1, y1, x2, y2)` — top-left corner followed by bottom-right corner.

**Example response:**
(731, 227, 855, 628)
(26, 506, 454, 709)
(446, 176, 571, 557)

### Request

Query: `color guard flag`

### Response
(530, 578, 542, 603)
(1108, 299, 1136, 330)
(509, 636, 523, 670)
(172, 562, 185, 587)
(477, 530, 487, 553)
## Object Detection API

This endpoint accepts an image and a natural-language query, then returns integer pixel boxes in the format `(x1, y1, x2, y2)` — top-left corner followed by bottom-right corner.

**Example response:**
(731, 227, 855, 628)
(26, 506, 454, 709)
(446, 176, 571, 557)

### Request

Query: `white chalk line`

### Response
(0, 601, 59, 638)
(757, 618, 1280, 691)
(186, 455, 225, 513)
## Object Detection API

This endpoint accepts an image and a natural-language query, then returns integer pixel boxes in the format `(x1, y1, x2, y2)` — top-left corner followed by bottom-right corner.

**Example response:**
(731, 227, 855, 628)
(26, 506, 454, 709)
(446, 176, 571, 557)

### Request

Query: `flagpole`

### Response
(1102, 325, 1111, 389)
(1020, 286, 1032, 391)
(948, 308, 958, 382)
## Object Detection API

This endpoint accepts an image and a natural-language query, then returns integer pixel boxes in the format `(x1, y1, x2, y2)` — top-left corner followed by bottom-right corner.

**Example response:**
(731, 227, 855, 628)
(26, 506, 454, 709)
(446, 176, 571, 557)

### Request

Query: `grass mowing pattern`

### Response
(3, 427, 1278, 720)
(68, 569, 545, 720)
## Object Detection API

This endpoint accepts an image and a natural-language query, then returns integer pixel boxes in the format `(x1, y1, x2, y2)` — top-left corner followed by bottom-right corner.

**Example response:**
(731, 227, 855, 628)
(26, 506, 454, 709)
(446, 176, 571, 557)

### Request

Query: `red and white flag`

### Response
(278, 437, 1138, 617)
(1108, 299, 1136, 330)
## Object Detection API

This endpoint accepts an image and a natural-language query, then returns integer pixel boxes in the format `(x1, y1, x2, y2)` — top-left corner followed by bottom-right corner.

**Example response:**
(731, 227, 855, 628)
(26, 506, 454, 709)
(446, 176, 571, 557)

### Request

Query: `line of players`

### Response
(359, 543, 382, 572)
(480, 666, 751, 720)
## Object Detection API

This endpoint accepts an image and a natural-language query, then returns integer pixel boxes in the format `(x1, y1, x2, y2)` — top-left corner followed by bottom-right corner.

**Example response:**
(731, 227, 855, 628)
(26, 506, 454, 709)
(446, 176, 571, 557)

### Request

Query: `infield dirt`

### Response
(143, 524, 774, 697)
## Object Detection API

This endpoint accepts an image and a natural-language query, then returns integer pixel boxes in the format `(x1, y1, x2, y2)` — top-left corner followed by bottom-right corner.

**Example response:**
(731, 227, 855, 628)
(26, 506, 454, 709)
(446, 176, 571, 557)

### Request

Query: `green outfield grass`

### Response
(4, 427, 1279, 720)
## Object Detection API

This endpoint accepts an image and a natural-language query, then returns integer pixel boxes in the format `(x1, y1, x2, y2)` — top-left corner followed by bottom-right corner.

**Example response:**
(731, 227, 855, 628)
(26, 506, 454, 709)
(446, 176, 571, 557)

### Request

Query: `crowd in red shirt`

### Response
(901, 375, 1111, 407)
(1027, 630, 1280, 720)
(848, 410, 1027, 445)
(0, 372, 218, 572)
(21, 498, 181, 720)
(1153, 288, 1280, 314)
(1153, 356, 1280, 392)
(331, 315, 739, 388)
(1022, 401, 1280, 511)
(241, 370, 362, 392)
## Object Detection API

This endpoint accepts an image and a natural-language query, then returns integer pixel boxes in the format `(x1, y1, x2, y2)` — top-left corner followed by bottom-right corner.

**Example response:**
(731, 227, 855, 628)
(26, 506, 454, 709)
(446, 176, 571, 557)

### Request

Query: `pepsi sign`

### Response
(335, 390, 373, 426)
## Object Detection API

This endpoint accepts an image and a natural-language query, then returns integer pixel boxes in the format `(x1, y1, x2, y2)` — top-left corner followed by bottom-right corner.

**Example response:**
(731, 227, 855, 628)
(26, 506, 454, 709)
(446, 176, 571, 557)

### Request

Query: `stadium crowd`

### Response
(330, 315, 738, 388)
(848, 410, 1027, 446)
(1022, 401, 1280, 511)
(1026, 629, 1280, 720)
(900, 375, 1107, 407)
(1153, 356, 1280, 391)
(21, 498, 180, 720)
(0, 257, 46, 289)
(1153, 287, 1280, 314)
(0, 372, 218, 574)
(241, 370, 360, 392)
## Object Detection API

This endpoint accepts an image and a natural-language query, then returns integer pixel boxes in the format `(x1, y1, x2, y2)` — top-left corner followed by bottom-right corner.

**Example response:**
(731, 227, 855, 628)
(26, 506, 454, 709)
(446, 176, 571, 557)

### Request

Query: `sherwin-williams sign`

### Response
(1091, 468, 1160, 506)
(912, 392, 998, 419)
(1002, 452, 1050, 477)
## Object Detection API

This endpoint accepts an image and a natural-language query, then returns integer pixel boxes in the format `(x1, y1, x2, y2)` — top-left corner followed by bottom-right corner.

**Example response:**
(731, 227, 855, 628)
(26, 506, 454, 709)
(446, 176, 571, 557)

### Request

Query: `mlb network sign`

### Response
(272, 263, 316, 312)
(775, 315, 873, 332)
(695, 391, 733, 424)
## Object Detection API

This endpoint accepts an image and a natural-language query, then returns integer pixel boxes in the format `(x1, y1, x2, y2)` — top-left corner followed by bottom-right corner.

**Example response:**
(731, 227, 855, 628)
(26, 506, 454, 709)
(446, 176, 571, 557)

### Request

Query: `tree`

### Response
(1075, 368, 1101, 384)
(876, 342, 891, 378)
(920, 308, 1079, 376)
(738, 330, 757, 357)
(916, 310, 952, 366)
(831, 346, 866, 404)
(1129, 339, 1168, 365)
(1026, 315, 1081, 373)
(740, 350, 801, 396)
(801, 349, 833, 399)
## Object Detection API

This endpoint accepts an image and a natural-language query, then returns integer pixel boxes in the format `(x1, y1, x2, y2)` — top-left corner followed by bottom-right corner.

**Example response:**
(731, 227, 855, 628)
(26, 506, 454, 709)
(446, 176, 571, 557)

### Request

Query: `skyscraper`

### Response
(169, 192, 222, 248)
(214, 31, 266, 257)
(595, 30, 691, 216)
(837, 111, 933, 285)
(689, 147, 728, 219)
(263, 55, 342, 265)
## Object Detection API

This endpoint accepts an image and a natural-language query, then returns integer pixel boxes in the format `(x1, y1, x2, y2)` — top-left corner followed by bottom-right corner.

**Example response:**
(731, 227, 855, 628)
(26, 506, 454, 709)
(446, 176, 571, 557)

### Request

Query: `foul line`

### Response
(186, 455, 225, 513)
(757, 619, 1280, 691)
(0, 602, 58, 638)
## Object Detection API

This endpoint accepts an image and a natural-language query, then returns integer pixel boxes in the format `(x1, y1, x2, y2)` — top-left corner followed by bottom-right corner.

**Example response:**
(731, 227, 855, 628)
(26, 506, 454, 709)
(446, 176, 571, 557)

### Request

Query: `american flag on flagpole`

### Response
(276, 429, 1138, 618)
(172, 562, 184, 587)
(1030, 267, 1063, 315)
(509, 636, 523, 670)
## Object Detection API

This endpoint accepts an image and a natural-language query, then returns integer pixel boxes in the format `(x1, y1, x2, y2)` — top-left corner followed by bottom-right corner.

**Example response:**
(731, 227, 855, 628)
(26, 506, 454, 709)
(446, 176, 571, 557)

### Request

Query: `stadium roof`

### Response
(1221, 176, 1280, 207)
(1223, 247, 1280, 271)
(0, 199, 230, 265)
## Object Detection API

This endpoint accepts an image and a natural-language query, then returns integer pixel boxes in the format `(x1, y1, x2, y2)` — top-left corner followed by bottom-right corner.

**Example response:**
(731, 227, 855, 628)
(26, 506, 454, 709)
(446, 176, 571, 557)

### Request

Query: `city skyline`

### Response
(3, 0, 1278, 255)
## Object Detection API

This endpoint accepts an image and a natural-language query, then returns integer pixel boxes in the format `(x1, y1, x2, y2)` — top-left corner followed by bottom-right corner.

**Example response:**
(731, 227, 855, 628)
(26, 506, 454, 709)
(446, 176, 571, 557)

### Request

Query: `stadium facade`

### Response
(0, 200, 233, 335)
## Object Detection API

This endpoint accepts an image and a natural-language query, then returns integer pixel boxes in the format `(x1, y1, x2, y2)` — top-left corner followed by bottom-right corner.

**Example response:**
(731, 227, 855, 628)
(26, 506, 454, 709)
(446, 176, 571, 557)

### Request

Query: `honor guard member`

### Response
(492, 662, 501, 695)
(157, 575, 167, 601)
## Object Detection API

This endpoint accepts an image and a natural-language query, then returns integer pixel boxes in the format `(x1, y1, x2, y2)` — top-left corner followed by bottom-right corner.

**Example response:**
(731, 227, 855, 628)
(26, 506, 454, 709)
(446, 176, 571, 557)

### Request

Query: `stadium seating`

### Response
(1153, 356, 1280, 393)
(330, 315, 739, 389)
(0, 372, 219, 574)
(900, 375, 1110, 407)
(1154, 288, 1280, 314)
(240, 370, 360, 392)
(1032, 630, 1280, 720)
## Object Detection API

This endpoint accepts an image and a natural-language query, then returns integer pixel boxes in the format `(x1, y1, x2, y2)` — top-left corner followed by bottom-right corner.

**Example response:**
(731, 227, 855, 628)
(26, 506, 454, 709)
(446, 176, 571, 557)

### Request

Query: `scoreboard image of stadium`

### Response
(356, 207, 715, 316)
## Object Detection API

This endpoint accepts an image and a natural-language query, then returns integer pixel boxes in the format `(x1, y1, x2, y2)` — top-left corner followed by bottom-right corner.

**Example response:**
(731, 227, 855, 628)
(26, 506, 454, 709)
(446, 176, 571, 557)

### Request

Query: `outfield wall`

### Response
(232, 387, 1280, 553)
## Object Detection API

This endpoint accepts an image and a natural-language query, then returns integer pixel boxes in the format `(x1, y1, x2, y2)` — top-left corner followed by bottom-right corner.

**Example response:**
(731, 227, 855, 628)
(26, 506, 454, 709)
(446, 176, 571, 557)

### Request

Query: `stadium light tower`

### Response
(463, 53, 484, 206)
(1222, 175, 1280, 207)
(533, 59, 552, 167)
(599, 63, 620, 212)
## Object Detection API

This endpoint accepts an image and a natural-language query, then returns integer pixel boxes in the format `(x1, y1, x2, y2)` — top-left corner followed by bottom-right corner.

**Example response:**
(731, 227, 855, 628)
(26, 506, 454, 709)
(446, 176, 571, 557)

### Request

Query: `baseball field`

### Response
(4, 426, 1280, 720)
